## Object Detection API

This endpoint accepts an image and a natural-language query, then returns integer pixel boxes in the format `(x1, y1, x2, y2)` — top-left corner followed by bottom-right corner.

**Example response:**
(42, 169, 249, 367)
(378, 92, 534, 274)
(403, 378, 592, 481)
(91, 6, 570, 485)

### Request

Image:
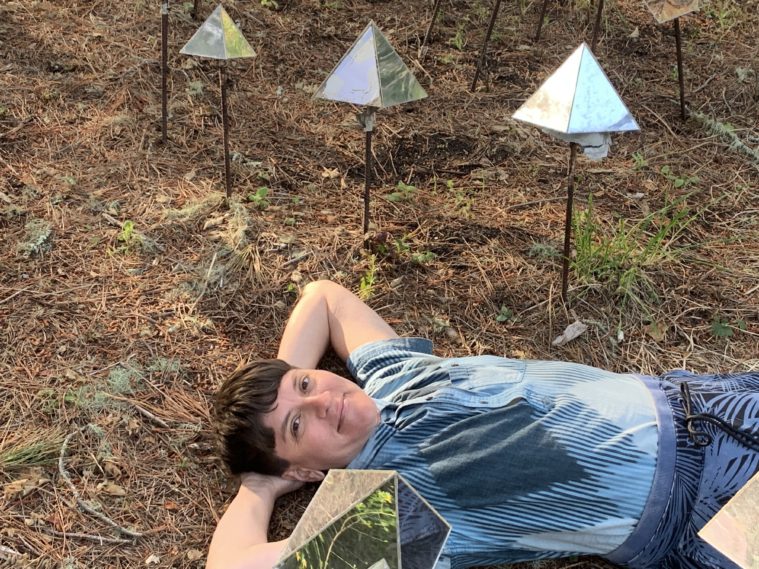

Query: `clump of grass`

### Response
(0, 430, 65, 470)
(164, 192, 224, 222)
(572, 194, 698, 308)
(17, 218, 53, 257)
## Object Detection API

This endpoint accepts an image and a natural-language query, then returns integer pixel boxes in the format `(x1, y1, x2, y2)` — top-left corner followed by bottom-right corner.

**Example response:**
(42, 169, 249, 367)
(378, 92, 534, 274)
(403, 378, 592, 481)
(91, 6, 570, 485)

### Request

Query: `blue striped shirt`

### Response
(346, 338, 660, 568)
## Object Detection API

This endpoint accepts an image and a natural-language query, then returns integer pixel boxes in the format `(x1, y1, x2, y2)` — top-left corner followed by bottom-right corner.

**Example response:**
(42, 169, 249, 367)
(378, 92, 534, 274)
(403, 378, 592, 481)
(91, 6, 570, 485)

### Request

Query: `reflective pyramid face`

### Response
(645, 0, 700, 23)
(314, 22, 427, 109)
(276, 470, 450, 569)
(699, 471, 759, 569)
(512, 43, 638, 135)
(180, 4, 256, 60)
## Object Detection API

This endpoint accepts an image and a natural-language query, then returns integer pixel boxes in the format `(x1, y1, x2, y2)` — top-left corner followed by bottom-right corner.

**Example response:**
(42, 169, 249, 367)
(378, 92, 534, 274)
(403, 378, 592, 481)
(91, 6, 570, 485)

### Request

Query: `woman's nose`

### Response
(308, 391, 331, 417)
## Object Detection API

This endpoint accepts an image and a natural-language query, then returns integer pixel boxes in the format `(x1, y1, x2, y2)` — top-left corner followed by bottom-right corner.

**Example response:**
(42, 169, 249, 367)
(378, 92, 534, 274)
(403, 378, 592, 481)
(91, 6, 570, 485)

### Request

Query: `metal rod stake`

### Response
(220, 65, 232, 198)
(192, 0, 201, 20)
(364, 128, 372, 234)
(590, 0, 605, 51)
(674, 17, 687, 121)
(561, 142, 578, 303)
(161, 0, 169, 144)
(534, 0, 551, 43)
(471, 0, 503, 92)
(420, 0, 444, 57)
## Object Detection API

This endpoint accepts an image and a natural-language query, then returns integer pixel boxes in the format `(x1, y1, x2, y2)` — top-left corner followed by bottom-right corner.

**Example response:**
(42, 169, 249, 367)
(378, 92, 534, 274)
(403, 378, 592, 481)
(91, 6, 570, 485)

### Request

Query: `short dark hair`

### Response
(213, 359, 292, 476)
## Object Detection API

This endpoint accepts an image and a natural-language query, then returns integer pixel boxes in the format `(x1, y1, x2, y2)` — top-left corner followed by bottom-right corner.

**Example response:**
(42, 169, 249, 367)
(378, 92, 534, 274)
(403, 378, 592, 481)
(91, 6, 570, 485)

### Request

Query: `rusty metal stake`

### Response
(674, 17, 687, 120)
(362, 108, 376, 234)
(161, 0, 169, 144)
(192, 0, 201, 20)
(420, 0, 444, 57)
(590, 0, 605, 51)
(561, 142, 578, 303)
(471, 0, 503, 92)
(534, 0, 551, 43)
(220, 64, 232, 198)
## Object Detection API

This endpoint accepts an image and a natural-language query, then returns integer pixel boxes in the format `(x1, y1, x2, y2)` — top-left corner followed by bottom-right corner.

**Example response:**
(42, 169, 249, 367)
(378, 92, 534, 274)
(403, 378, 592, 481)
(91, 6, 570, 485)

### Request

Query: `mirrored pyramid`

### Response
(314, 22, 427, 109)
(699, 471, 759, 569)
(180, 4, 256, 60)
(512, 43, 638, 135)
(275, 470, 450, 569)
(645, 0, 700, 24)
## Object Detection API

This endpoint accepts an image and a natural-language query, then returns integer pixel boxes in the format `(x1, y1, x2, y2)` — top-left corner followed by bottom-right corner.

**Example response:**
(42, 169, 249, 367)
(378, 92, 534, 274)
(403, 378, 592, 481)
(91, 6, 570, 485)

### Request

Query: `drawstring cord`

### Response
(679, 381, 759, 451)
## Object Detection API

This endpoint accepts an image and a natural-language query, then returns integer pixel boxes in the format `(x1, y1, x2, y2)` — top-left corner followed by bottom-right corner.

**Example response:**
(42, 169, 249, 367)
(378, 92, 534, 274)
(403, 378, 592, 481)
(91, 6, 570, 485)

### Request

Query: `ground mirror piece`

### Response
(699, 471, 759, 569)
(314, 21, 427, 233)
(275, 469, 450, 569)
(645, 0, 700, 24)
(180, 3, 256, 197)
(513, 42, 639, 302)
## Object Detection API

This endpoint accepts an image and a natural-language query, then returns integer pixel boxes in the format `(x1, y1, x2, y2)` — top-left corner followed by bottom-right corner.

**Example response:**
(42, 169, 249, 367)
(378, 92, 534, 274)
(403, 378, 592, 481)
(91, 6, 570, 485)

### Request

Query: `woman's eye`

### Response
(300, 377, 310, 392)
(291, 416, 301, 437)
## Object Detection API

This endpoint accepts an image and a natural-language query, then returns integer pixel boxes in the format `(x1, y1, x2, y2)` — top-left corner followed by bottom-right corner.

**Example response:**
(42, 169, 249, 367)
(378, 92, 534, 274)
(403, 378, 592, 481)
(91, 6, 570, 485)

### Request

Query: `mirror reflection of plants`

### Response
(282, 485, 398, 569)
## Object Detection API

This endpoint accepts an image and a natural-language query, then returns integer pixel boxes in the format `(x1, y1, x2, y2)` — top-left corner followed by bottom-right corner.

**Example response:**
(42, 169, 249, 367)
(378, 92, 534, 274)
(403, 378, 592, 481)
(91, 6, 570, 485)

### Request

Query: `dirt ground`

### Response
(1, 0, 757, 567)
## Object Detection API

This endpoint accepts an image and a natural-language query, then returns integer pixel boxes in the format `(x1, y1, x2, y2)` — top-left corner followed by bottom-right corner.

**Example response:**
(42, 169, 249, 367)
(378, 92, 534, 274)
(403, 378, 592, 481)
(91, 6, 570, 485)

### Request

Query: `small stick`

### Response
(674, 17, 687, 120)
(220, 64, 232, 198)
(471, 0, 503, 92)
(534, 0, 551, 43)
(161, 0, 169, 144)
(106, 394, 170, 428)
(420, 0, 443, 57)
(561, 142, 578, 303)
(590, 0, 605, 51)
(38, 526, 134, 545)
(58, 430, 144, 539)
(0, 545, 21, 560)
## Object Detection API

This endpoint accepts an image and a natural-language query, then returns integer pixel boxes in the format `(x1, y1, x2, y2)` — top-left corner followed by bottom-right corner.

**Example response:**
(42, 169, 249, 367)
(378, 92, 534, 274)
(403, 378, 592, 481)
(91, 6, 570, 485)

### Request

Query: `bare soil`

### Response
(1, 0, 757, 567)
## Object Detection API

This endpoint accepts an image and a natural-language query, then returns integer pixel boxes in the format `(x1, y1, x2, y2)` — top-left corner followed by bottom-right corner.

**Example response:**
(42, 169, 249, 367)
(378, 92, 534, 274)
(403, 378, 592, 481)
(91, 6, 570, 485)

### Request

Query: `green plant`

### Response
(118, 220, 135, 244)
(710, 317, 746, 339)
(449, 26, 466, 51)
(393, 236, 410, 255)
(528, 242, 559, 259)
(411, 251, 437, 265)
(446, 179, 473, 217)
(17, 218, 53, 257)
(186, 80, 204, 97)
(359, 255, 377, 300)
(631, 151, 648, 171)
(495, 305, 514, 323)
(572, 193, 698, 308)
(660, 165, 698, 189)
(0, 433, 65, 470)
(247, 186, 270, 209)
(260, 0, 279, 9)
(706, 0, 738, 30)
(386, 181, 417, 202)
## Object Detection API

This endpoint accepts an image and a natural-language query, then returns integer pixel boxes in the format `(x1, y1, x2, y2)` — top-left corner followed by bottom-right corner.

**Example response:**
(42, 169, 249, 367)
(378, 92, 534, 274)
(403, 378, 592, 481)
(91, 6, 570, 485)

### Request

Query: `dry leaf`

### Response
(145, 554, 160, 565)
(187, 549, 204, 561)
(551, 320, 589, 347)
(97, 481, 126, 496)
(4, 479, 34, 499)
(321, 167, 339, 179)
(103, 461, 122, 479)
(646, 321, 667, 342)
(164, 500, 179, 510)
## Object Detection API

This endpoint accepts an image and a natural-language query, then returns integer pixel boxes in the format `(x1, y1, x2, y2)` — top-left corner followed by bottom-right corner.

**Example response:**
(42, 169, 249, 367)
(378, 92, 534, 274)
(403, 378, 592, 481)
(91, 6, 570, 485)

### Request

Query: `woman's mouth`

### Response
(337, 394, 345, 433)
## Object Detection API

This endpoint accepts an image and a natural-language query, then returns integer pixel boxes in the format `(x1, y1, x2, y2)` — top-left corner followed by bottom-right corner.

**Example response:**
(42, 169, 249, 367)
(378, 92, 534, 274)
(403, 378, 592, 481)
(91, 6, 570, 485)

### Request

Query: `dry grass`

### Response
(0, 0, 757, 567)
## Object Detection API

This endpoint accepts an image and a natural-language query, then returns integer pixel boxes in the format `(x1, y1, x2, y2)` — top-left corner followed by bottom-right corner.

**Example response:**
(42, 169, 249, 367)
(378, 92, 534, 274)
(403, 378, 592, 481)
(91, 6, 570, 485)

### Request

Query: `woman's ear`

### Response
(282, 467, 325, 483)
